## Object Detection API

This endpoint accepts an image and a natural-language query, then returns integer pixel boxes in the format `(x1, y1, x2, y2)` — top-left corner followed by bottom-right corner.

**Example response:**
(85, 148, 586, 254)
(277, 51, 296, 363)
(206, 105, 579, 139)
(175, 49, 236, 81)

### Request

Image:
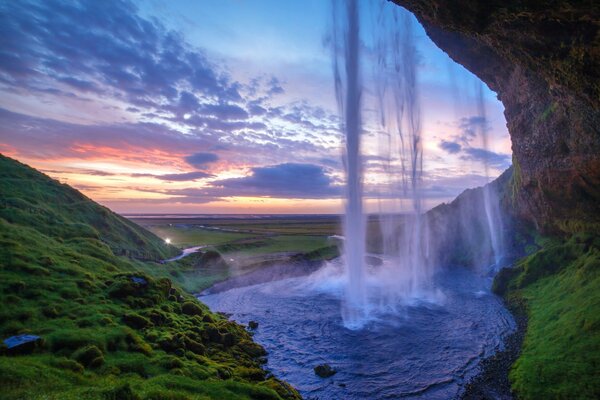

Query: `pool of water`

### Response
(200, 263, 514, 399)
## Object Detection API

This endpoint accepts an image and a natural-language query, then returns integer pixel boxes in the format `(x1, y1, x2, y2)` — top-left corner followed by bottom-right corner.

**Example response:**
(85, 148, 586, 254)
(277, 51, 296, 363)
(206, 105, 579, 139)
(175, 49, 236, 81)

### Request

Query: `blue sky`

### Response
(0, 0, 511, 214)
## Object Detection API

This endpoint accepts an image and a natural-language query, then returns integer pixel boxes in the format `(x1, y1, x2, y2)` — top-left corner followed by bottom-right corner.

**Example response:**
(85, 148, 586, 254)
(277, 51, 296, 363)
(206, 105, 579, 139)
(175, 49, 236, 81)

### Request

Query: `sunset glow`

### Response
(0, 0, 511, 214)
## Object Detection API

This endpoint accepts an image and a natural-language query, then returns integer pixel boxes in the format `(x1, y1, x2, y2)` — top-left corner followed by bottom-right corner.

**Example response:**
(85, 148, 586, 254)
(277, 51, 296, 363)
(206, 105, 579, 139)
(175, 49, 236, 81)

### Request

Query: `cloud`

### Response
(267, 77, 284, 95)
(461, 147, 511, 169)
(199, 103, 249, 120)
(212, 163, 339, 198)
(185, 152, 219, 169)
(132, 171, 213, 181)
(0, 107, 339, 175)
(439, 140, 462, 154)
(458, 116, 489, 143)
(0, 0, 241, 113)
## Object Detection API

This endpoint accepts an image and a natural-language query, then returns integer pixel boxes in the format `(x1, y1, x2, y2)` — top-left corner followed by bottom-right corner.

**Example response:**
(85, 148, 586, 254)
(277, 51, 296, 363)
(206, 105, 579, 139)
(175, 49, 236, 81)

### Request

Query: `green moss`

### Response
(0, 154, 300, 400)
(494, 233, 600, 399)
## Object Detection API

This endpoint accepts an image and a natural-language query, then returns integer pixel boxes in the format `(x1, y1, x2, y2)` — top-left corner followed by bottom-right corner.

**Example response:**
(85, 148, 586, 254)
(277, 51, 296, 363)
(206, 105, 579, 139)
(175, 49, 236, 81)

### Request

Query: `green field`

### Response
(132, 216, 340, 259)
(142, 225, 254, 248)
(127, 215, 342, 293)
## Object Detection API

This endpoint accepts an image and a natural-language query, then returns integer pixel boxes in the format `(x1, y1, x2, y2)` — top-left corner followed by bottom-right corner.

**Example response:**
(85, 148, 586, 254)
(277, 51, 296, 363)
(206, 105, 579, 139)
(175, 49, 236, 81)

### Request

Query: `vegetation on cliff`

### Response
(494, 233, 600, 399)
(0, 155, 300, 400)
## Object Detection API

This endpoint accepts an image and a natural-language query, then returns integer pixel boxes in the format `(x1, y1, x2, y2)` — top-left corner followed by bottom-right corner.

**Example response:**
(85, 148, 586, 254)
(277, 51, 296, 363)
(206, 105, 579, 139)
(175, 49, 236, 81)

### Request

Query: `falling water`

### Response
(475, 82, 504, 267)
(333, 0, 435, 329)
(332, 0, 367, 327)
(371, 4, 431, 300)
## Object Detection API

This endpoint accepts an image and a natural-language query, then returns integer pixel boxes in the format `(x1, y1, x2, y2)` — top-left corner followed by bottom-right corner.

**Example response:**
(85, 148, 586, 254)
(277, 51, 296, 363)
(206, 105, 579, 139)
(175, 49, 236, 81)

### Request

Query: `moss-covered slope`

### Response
(0, 154, 300, 399)
(493, 234, 600, 399)
(0, 155, 178, 261)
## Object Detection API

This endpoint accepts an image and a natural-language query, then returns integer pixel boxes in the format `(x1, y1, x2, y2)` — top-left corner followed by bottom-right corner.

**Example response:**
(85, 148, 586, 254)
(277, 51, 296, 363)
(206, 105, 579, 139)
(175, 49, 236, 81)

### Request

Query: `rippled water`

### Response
(201, 264, 514, 399)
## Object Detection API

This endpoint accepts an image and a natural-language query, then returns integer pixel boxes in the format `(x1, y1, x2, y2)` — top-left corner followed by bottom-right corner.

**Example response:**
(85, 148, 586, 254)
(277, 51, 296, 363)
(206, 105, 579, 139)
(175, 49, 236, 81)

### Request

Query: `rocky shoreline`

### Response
(461, 297, 528, 400)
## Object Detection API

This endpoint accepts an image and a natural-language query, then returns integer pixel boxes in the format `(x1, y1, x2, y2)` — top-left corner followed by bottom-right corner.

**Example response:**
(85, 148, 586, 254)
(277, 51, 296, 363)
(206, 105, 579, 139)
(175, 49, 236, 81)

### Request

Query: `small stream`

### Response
(201, 263, 514, 399)
(164, 246, 205, 262)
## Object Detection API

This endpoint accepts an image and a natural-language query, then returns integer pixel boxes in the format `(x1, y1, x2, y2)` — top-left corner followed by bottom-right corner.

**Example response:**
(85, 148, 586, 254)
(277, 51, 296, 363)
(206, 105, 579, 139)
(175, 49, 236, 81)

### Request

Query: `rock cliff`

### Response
(394, 0, 600, 233)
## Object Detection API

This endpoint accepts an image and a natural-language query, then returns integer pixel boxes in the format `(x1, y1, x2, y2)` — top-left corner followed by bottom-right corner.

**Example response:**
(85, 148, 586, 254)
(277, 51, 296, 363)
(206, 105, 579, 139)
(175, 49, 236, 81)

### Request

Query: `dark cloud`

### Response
(458, 116, 488, 143)
(212, 163, 340, 198)
(185, 152, 219, 169)
(461, 147, 511, 169)
(138, 171, 213, 181)
(248, 102, 267, 116)
(0, 108, 337, 172)
(439, 140, 462, 154)
(199, 103, 249, 120)
(267, 77, 284, 95)
(0, 0, 241, 112)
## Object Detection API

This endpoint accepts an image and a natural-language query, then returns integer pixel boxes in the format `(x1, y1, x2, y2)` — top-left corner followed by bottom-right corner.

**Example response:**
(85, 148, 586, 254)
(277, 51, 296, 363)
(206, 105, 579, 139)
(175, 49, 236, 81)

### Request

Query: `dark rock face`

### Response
(424, 168, 514, 268)
(394, 0, 600, 233)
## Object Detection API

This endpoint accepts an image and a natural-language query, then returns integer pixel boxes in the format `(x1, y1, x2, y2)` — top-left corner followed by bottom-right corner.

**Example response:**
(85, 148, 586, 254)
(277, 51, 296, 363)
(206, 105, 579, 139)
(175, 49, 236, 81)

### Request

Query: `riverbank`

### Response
(461, 296, 527, 399)
(463, 233, 600, 399)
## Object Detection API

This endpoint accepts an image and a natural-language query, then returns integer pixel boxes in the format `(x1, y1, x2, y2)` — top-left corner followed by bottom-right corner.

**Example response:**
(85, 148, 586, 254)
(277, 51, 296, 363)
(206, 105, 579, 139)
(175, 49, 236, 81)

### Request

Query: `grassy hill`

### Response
(0, 156, 178, 261)
(0, 154, 300, 400)
(493, 233, 600, 399)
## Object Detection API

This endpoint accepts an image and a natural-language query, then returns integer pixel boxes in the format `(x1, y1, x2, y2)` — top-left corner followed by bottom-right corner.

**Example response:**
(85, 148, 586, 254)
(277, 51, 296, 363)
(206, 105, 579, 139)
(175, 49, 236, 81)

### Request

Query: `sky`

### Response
(0, 0, 512, 214)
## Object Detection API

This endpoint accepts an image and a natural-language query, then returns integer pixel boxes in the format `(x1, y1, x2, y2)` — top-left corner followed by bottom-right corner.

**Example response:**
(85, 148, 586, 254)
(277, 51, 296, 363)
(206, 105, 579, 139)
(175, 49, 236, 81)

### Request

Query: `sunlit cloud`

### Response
(0, 0, 511, 214)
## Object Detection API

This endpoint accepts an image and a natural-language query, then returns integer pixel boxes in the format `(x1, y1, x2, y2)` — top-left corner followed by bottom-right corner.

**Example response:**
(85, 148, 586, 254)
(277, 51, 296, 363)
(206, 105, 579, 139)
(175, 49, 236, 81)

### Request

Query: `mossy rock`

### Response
(238, 340, 267, 358)
(184, 336, 205, 355)
(50, 357, 84, 373)
(181, 301, 203, 316)
(104, 383, 141, 400)
(72, 344, 104, 368)
(122, 313, 152, 329)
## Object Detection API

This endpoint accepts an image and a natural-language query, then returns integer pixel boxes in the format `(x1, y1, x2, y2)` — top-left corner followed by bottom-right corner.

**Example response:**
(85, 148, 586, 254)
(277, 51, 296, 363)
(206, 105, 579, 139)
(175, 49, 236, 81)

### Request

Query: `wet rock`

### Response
(130, 276, 147, 285)
(314, 364, 337, 378)
(2, 334, 43, 354)
(248, 320, 259, 330)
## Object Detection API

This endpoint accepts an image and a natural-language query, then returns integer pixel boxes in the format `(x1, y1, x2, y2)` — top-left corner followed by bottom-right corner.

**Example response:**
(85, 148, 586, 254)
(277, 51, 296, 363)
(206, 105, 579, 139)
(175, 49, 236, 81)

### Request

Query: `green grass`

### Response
(493, 234, 600, 399)
(215, 235, 331, 256)
(0, 157, 179, 262)
(143, 226, 254, 248)
(0, 154, 300, 400)
(137, 252, 231, 294)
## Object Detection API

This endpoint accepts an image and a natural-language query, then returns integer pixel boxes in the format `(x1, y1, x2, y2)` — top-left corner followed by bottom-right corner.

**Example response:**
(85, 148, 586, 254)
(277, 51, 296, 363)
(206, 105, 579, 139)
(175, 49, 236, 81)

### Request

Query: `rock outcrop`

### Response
(394, 0, 600, 234)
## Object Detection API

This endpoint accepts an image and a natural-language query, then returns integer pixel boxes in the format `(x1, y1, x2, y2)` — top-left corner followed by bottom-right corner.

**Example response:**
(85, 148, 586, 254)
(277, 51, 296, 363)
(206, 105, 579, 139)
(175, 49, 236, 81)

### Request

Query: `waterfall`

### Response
(332, 0, 367, 328)
(332, 0, 504, 329)
(475, 82, 504, 267)
(333, 0, 433, 329)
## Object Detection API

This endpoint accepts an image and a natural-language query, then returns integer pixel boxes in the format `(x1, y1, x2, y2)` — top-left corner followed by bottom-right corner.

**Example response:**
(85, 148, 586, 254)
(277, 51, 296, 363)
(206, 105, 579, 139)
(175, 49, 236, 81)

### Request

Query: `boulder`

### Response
(2, 334, 43, 354)
(314, 364, 337, 378)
